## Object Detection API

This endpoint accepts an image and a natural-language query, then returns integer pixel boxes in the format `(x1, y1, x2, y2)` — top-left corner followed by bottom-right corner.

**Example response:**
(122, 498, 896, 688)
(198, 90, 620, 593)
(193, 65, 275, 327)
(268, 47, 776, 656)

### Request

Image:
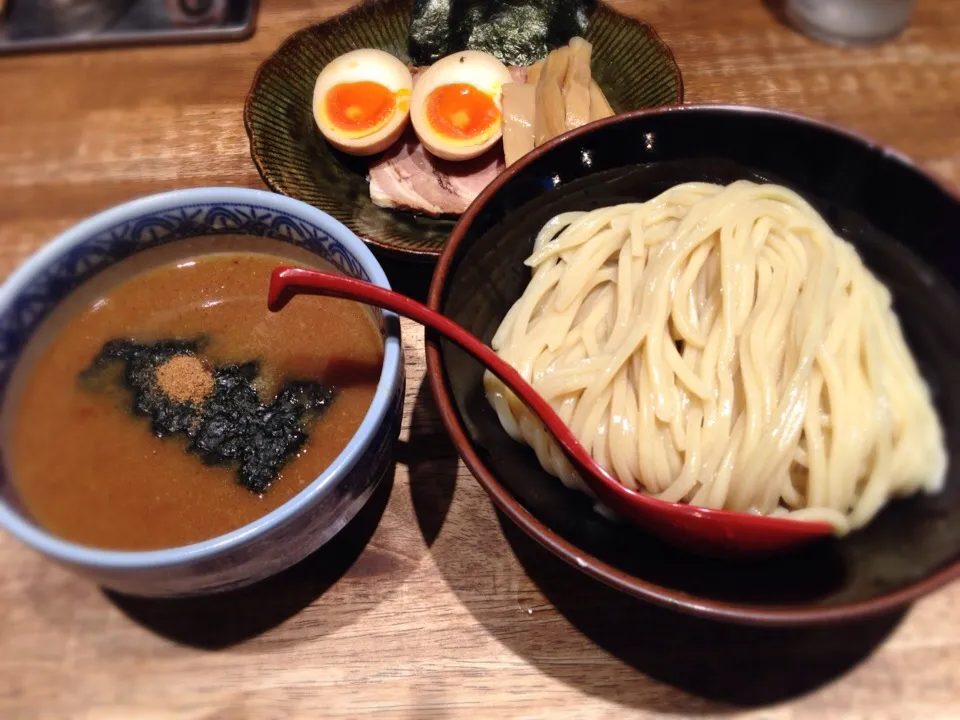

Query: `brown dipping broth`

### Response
(3, 236, 384, 551)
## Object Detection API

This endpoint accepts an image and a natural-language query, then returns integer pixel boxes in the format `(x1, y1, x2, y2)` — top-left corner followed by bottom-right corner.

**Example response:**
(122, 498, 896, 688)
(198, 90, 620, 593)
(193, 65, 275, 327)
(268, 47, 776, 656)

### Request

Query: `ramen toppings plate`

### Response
(244, 0, 682, 261)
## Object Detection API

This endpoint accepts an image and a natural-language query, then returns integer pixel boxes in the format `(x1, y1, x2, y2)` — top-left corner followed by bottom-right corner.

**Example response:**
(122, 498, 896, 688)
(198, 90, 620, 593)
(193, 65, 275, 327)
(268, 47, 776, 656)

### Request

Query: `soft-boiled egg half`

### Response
(410, 51, 514, 161)
(313, 49, 413, 156)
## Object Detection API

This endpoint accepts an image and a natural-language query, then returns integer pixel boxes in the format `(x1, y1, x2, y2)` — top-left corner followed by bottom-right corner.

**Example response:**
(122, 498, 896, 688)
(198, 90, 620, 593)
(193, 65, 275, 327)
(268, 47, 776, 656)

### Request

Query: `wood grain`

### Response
(1, 1, 959, 718)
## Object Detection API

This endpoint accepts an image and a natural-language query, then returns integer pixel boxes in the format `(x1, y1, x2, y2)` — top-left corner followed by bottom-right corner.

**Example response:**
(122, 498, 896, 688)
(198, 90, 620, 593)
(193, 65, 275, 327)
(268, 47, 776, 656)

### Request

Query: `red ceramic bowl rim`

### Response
(425, 103, 960, 626)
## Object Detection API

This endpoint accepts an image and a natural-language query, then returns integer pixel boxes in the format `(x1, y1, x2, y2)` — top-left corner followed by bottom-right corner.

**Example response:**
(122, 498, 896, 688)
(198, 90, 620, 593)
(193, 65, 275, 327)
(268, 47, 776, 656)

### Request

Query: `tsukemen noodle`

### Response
(486, 181, 947, 535)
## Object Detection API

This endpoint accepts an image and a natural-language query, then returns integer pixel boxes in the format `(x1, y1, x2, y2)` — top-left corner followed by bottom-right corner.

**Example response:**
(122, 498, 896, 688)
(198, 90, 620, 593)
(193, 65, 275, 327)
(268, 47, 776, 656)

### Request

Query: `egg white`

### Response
(313, 49, 413, 157)
(410, 51, 514, 162)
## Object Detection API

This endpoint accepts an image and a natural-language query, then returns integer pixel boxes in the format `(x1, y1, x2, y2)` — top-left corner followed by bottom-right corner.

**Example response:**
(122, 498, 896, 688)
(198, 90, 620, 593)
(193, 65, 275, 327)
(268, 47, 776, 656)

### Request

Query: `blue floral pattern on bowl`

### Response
(0, 201, 371, 402)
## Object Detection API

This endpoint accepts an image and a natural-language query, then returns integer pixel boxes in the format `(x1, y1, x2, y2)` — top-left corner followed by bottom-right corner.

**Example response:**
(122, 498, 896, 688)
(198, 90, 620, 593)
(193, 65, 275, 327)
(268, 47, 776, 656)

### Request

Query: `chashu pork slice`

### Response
(369, 130, 504, 216)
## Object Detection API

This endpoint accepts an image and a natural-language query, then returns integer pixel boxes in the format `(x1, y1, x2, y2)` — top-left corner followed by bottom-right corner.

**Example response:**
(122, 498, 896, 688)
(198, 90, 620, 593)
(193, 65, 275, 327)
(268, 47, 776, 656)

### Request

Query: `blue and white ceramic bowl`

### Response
(0, 187, 404, 597)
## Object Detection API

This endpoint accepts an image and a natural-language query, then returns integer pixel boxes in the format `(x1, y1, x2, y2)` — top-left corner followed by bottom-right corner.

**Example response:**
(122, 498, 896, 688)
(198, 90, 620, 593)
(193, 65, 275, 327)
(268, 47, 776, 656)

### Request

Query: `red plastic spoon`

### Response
(268, 266, 834, 557)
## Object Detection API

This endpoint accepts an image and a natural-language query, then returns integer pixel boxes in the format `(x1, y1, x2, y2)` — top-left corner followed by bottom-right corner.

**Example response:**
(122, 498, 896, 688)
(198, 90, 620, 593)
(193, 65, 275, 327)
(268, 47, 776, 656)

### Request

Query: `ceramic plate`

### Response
(244, 0, 683, 261)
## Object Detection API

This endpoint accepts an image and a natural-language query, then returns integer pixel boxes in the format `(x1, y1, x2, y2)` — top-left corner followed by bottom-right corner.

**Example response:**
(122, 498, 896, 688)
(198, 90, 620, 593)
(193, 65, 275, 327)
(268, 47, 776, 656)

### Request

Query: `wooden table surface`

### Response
(1, 1, 959, 718)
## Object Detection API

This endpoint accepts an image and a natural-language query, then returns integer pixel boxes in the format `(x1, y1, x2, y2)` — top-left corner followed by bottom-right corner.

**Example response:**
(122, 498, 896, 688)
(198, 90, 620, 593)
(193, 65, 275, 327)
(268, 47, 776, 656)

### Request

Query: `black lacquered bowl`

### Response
(426, 105, 960, 625)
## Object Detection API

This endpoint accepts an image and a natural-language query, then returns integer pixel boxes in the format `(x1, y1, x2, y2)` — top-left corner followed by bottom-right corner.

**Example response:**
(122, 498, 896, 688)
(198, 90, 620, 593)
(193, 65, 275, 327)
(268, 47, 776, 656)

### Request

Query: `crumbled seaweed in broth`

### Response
(408, 0, 592, 66)
(79, 338, 337, 494)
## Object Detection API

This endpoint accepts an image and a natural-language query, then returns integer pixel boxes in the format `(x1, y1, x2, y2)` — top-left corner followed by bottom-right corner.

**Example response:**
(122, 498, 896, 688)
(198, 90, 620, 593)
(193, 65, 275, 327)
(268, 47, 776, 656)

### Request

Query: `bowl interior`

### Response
(244, 0, 683, 261)
(0, 194, 395, 555)
(431, 107, 960, 619)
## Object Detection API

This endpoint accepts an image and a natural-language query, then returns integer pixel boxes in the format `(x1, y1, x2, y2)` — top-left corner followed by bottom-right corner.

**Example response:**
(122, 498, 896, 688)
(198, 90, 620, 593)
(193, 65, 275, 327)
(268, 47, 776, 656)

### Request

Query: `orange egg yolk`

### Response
(325, 81, 399, 135)
(425, 83, 500, 140)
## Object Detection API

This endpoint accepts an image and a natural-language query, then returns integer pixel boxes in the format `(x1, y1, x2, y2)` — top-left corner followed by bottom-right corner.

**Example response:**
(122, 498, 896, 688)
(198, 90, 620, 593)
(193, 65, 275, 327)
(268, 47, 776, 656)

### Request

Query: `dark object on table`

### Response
(244, 0, 681, 262)
(408, 0, 592, 66)
(164, 0, 227, 27)
(426, 105, 960, 626)
(0, 0, 256, 54)
(39, 0, 135, 36)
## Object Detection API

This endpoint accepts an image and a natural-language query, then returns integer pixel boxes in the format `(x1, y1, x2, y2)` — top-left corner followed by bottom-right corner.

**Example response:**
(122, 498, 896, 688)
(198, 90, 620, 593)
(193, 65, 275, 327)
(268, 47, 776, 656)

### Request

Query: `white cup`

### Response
(786, 0, 915, 45)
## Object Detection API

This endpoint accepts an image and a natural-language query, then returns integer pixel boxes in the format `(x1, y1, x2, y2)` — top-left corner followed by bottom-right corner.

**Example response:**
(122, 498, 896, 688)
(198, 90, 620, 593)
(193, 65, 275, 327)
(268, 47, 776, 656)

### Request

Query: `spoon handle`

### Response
(267, 265, 833, 555)
(268, 266, 610, 484)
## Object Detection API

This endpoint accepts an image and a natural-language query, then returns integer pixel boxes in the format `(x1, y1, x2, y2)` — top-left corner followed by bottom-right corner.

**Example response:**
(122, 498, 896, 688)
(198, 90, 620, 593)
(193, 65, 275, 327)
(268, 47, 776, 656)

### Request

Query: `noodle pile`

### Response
(485, 181, 947, 535)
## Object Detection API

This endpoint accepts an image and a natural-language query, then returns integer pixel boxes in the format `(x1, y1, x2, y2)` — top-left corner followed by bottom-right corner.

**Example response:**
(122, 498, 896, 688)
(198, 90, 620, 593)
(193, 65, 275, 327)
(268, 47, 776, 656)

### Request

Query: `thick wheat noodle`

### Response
(484, 181, 947, 535)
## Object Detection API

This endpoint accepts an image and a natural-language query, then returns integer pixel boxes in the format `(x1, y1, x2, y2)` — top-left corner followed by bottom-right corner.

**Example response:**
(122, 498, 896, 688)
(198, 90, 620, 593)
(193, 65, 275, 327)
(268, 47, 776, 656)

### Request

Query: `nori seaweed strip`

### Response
(409, 0, 456, 66)
(78, 339, 337, 495)
(408, 0, 593, 67)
